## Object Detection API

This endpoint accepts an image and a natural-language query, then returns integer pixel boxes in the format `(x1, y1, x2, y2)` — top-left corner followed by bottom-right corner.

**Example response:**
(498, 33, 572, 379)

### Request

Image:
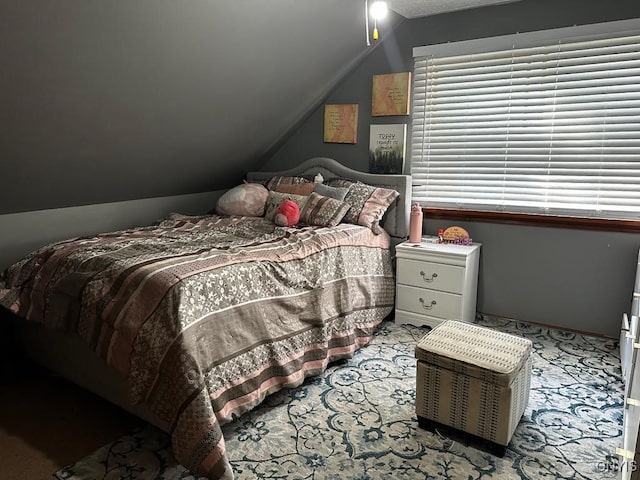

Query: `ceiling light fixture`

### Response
(365, 0, 388, 46)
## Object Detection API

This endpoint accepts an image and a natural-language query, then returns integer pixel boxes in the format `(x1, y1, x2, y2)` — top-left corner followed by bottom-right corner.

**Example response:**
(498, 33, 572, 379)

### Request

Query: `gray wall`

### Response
(263, 0, 640, 337)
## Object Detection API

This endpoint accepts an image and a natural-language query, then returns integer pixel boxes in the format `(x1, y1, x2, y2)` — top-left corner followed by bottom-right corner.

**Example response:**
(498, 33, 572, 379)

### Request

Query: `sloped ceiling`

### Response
(1, 0, 406, 213)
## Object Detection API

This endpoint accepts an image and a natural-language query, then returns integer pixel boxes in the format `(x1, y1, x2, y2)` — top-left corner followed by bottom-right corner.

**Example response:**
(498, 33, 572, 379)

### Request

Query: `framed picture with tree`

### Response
(369, 124, 407, 174)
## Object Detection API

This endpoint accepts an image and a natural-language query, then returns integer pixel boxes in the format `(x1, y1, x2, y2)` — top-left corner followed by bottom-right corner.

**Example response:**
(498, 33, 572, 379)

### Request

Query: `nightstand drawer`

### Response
(397, 258, 464, 294)
(396, 285, 462, 320)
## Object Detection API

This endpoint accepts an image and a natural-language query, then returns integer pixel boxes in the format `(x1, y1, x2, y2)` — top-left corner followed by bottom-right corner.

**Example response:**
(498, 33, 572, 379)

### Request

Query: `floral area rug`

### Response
(55, 316, 623, 480)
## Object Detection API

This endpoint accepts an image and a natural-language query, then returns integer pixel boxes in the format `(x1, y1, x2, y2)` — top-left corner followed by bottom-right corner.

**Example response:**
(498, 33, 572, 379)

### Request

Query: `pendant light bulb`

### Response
(370, 1, 388, 20)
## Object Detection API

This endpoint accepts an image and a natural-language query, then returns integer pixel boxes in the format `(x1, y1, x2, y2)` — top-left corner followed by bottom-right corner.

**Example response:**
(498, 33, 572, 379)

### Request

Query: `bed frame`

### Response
(10, 157, 411, 432)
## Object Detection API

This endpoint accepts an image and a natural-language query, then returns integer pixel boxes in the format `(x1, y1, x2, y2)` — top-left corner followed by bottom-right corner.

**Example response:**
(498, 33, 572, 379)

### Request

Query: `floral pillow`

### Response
(215, 182, 269, 217)
(264, 191, 309, 222)
(326, 179, 399, 234)
(299, 192, 350, 227)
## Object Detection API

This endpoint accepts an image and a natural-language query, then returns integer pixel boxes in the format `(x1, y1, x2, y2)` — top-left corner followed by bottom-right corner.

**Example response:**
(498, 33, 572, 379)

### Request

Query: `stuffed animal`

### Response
(274, 200, 300, 227)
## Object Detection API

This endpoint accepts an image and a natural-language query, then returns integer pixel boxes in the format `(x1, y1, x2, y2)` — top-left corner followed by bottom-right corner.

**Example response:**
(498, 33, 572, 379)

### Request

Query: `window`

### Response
(410, 19, 640, 220)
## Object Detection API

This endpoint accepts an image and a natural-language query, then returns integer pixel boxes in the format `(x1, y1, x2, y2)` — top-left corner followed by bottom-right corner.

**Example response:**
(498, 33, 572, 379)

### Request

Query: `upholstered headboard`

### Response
(246, 157, 411, 246)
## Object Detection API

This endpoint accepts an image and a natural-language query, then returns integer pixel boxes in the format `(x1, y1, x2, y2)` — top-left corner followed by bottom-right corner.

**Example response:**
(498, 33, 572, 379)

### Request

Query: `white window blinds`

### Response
(411, 20, 640, 220)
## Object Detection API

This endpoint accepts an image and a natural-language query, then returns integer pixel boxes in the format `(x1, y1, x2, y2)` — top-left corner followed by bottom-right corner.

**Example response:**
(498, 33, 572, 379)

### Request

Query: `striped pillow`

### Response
(299, 192, 350, 227)
(276, 182, 316, 196)
(265, 175, 312, 191)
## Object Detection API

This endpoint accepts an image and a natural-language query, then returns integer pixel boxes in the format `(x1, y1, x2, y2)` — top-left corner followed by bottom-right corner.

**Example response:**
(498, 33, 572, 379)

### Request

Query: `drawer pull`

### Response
(420, 271, 438, 283)
(419, 298, 437, 310)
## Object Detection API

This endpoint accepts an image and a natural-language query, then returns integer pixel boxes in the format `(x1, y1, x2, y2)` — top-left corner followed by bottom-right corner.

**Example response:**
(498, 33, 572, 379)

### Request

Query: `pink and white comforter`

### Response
(0, 213, 395, 479)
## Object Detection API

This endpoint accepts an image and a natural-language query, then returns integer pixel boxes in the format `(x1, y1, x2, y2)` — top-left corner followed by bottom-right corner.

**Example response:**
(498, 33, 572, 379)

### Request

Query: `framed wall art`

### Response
(369, 123, 407, 174)
(323, 104, 359, 144)
(371, 72, 411, 116)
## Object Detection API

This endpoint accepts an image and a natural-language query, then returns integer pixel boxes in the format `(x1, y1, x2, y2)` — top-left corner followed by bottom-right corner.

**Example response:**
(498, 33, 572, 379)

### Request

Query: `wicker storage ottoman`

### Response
(415, 320, 532, 450)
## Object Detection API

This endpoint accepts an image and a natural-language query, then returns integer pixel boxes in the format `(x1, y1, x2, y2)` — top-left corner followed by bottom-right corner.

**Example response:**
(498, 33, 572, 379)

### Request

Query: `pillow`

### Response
(325, 177, 356, 189)
(276, 183, 316, 196)
(215, 182, 269, 217)
(264, 191, 309, 222)
(332, 181, 399, 234)
(313, 183, 349, 201)
(299, 192, 351, 227)
(265, 175, 313, 191)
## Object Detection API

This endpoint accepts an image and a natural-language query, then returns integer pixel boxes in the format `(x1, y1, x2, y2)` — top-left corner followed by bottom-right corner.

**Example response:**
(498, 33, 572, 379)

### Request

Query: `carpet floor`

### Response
(54, 316, 623, 480)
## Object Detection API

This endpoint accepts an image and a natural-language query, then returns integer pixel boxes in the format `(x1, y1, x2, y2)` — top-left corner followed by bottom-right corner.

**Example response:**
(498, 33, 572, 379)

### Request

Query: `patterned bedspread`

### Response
(0, 213, 395, 479)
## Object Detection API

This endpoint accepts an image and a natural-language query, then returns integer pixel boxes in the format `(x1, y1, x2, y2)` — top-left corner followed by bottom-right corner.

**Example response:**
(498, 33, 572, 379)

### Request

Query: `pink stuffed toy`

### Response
(274, 200, 300, 227)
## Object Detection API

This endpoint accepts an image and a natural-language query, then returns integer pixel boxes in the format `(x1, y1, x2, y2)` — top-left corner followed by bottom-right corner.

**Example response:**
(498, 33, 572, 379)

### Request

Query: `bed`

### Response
(0, 157, 410, 479)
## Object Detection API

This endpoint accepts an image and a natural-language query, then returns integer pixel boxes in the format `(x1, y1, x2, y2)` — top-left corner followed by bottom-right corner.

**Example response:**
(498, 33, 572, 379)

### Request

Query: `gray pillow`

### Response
(313, 183, 349, 201)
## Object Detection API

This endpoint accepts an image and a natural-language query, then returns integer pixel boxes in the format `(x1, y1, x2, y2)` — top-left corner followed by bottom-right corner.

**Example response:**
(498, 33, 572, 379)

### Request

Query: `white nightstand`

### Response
(395, 239, 481, 328)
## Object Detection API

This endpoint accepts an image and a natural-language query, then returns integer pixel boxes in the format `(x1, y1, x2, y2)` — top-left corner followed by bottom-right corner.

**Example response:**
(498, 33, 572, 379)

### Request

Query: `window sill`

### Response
(422, 208, 640, 233)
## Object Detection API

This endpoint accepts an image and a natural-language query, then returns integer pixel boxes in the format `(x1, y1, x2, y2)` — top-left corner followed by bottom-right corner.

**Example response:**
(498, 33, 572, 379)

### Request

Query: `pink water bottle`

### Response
(409, 202, 423, 243)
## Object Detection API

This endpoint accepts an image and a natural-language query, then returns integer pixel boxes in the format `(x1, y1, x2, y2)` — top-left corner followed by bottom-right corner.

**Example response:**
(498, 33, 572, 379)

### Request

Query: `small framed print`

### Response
(371, 72, 411, 116)
(323, 104, 359, 144)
